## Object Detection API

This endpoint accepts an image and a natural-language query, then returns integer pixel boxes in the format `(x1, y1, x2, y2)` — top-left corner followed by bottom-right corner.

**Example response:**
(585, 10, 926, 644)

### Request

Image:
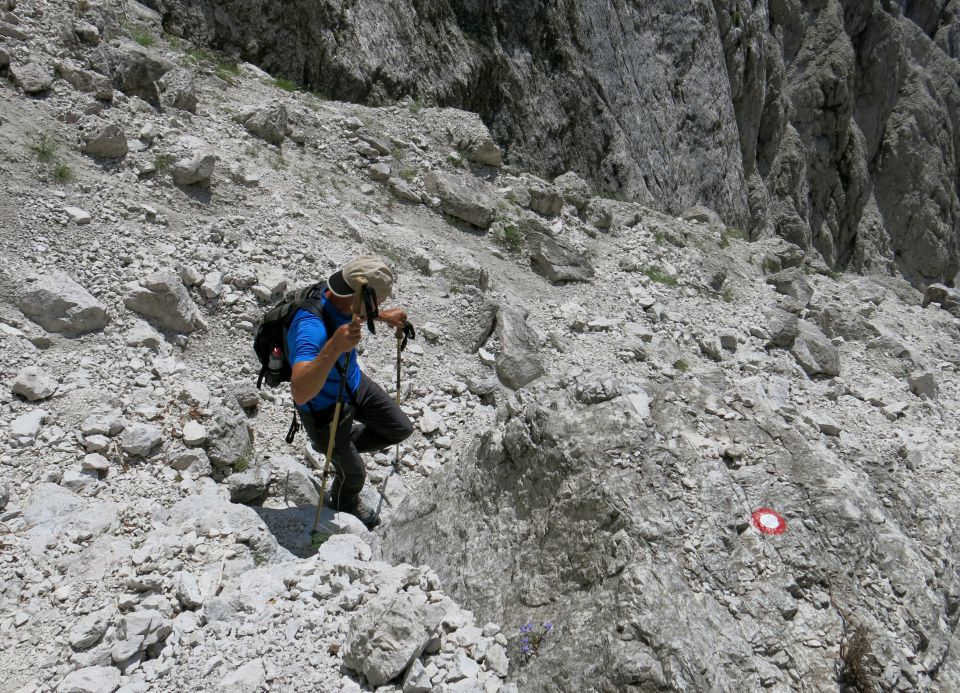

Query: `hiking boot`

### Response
(327, 493, 381, 530)
(344, 499, 381, 530)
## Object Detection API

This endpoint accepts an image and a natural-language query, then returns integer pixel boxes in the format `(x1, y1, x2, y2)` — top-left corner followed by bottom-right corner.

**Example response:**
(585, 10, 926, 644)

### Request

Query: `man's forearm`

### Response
(291, 343, 344, 405)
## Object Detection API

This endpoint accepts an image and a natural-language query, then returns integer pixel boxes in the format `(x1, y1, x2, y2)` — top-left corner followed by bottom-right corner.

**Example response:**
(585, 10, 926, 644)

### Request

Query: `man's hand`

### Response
(377, 307, 408, 329)
(329, 317, 363, 354)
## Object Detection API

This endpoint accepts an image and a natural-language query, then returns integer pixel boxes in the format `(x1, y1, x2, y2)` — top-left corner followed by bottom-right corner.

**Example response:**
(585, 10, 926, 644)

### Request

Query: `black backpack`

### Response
(253, 281, 350, 443)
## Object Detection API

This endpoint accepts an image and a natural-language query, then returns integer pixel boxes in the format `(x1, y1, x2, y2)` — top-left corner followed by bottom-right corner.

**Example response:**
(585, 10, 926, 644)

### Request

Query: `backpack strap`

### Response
(285, 409, 300, 444)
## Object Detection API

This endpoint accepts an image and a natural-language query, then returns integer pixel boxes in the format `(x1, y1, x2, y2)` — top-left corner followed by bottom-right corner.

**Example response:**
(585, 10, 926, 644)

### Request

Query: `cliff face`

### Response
(144, 0, 960, 281)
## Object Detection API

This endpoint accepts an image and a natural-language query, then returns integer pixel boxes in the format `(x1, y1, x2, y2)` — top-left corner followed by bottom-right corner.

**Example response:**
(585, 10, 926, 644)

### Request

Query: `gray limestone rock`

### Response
(124, 271, 207, 333)
(235, 102, 290, 145)
(922, 283, 960, 317)
(104, 40, 174, 104)
(159, 67, 197, 112)
(10, 61, 52, 94)
(80, 120, 128, 159)
(226, 457, 270, 504)
(680, 205, 722, 226)
(69, 608, 113, 651)
(21, 484, 118, 556)
(765, 304, 799, 347)
(56, 62, 113, 100)
(11, 409, 48, 439)
(343, 591, 444, 687)
(765, 267, 813, 306)
(217, 659, 266, 692)
(494, 306, 545, 389)
(553, 171, 592, 210)
(814, 305, 880, 342)
(908, 372, 939, 400)
(791, 321, 840, 377)
(205, 404, 254, 471)
(423, 171, 496, 229)
(17, 270, 110, 336)
(268, 455, 319, 507)
(529, 234, 595, 284)
(13, 366, 57, 401)
(464, 137, 502, 166)
(120, 423, 163, 457)
(170, 151, 216, 187)
(55, 665, 121, 693)
(524, 178, 564, 217)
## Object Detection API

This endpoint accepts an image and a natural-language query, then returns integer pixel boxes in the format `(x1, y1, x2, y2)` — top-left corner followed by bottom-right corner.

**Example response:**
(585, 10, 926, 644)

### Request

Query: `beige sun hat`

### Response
(327, 255, 395, 302)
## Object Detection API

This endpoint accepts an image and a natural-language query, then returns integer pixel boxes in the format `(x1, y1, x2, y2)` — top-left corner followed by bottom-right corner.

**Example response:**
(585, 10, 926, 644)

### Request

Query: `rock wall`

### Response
(146, 0, 960, 284)
(379, 382, 960, 691)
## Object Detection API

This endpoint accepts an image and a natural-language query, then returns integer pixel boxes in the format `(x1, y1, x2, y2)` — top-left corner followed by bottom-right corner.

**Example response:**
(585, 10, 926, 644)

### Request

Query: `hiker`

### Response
(287, 256, 413, 529)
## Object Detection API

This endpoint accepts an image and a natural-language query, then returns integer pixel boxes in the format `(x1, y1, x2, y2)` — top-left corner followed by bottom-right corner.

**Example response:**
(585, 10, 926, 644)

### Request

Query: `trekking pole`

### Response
(313, 280, 366, 534)
(375, 321, 415, 517)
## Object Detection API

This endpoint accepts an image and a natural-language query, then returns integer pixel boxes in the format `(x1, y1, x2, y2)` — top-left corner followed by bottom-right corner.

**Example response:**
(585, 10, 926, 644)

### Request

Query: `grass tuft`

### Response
(153, 153, 176, 173)
(53, 163, 74, 183)
(29, 133, 58, 164)
(273, 77, 296, 92)
(643, 265, 679, 287)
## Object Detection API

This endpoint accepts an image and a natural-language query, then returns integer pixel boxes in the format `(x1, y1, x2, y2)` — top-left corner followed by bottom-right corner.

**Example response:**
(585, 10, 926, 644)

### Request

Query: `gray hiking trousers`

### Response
(299, 373, 413, 509)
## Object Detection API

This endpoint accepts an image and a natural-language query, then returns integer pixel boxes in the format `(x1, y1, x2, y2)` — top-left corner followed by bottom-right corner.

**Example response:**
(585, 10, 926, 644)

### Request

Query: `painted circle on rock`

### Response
(751, 508, 786, 535)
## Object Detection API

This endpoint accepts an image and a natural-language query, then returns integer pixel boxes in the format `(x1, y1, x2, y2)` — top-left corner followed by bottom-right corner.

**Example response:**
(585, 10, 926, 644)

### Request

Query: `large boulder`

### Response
(17, 271, 110, 336)
(79, 120, 128, 159)
(494, 306, 545, 389)
(12, 366, 57, 401)
(922, 283, 960, 317)
(170, 151, 216, 187)
(104, 40, 174, 104)
(10, 62, 52, 94)
(524, 178, 564, 217)
(765, 267, 813, 306)
(791, 321, 840, 377)
(205, 404, 254, 471)
(159, 67, 197, 112)
(424, 172, 497, 229)
(234, 102, 290, 145)
(123, 271, 207, 333)
(343, 591, 445, 687)
(56, 62, 113, 100)
(226, 458, 271, 504)
(813, 305, 880, 341)
(530, 234, 595, 284)
(552, 171, 592, 210)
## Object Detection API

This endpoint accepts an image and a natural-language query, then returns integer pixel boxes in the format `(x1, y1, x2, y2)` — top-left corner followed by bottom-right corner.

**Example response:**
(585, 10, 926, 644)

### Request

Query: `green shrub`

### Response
(153, 153, 176, 172)
(28, 134, 58, 164)
(234, 456, 250, 473)
(128, 27, 154, 47)
(273, 77, 296, 92)
(53, 163, 74, 183)
(674, 359, 690, 373)
(722, 287, 734, 303)
(493, 223, 524, 252)
(399, 167, 417, 182)
(643, 265, 679, 287)
(654, 230, 666, 245)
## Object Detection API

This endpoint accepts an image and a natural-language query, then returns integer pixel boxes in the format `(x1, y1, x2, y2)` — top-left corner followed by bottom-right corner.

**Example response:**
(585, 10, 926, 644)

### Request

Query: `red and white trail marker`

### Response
(751, 508, 787, 535)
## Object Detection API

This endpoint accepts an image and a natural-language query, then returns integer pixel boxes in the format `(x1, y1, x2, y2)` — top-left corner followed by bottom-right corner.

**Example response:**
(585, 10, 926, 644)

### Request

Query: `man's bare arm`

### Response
(290, 318, 362, 405)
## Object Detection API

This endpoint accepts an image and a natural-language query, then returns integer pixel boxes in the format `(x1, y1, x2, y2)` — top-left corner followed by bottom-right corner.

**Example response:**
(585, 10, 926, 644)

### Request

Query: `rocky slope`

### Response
(2, 1, 960, 692)
(143, 0, 960, 286)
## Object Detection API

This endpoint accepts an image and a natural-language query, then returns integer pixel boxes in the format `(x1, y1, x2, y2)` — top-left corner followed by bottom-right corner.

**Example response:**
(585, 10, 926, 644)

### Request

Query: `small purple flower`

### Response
(521, 644, 532, 654)
(543, 621, 553, 632)
(519, 622, 533, 634)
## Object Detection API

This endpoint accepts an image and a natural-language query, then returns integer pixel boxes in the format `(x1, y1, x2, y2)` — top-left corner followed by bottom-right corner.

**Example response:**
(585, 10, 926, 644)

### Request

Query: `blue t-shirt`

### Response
(287, 293, 362, 411)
